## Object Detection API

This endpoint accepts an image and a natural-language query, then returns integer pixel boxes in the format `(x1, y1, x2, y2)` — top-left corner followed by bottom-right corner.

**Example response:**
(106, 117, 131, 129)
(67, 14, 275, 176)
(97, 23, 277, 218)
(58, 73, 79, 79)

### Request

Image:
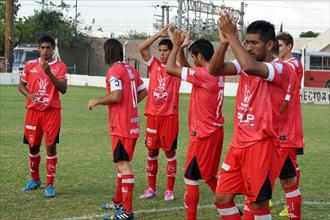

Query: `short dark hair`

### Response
(39, 36, 55, 48)
(104, 39, 123, 65)
(188, 39, 214, 61)
(158, 39, 173, 50)
(246, 20, 276, 44)
(272, 39, 279, 56)
(276, 32, 294, 50)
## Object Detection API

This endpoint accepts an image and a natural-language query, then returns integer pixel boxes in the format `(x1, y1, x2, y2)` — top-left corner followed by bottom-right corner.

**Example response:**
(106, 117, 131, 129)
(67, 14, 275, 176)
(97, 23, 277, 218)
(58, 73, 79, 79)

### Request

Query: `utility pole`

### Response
(239, 2, 245, 42)
(73, 0, 78, 75)
(177, 0, 184, 29)
(5, 0, 14, 72)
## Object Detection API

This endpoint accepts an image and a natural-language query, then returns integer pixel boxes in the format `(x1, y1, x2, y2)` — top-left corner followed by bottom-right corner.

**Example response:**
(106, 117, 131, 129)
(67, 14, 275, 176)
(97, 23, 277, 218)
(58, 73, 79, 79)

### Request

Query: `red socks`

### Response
(29, 153, 41, 180)
(285, 184, 302, 219)
(242, 198, 254, 220)
(113, 173, 122, 204)
(254, 208, 271, 219)
(122, 174, 135, 213)
(146, 152, 158, 191)
(166, 153, 177, 191)
(216, 203, 241, 220)
(184, 178, 200, 220)
(46, 153, 57, 186)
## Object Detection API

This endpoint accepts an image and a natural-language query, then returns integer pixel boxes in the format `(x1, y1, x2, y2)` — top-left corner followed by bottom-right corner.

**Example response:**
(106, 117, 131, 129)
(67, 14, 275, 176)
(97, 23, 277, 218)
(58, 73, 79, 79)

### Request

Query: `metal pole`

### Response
(5, 0, 14, 72)
(239, 2, 245, 42)
(177, 0, 183, 29)
(161, 6, 165, 28)
(166, 6, 170, 25)
(73, 0, 78, 74)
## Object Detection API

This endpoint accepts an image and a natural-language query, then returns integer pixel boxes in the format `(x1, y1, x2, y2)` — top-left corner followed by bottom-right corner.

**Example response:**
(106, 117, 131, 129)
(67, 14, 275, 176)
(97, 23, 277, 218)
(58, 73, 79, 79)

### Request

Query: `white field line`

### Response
(63, 200, 330, 220)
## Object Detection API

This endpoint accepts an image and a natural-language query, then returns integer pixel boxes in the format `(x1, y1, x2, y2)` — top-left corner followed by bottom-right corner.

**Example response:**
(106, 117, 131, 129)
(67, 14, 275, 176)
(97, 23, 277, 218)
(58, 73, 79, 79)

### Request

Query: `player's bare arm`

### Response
(177, 31, 191, 67)
(139, 25, 170, 62)
(18, 80, 36, 102)
(137, 88, 148, 103)
(88, 90, 122, 111)
(209, 18, 237, 76)
(40, 58, 67, 94)
(166, 30, 184, 78)
(220, 11, 270, 79)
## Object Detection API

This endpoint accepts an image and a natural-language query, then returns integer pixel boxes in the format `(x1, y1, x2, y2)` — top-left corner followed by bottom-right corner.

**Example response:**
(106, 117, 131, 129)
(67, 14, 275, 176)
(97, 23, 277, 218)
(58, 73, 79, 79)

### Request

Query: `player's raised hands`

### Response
(159, 24, 171, 37)
(219, 10, 237, 39)
(180, 31, 191, 48)
(217, 16, 228, 43)
(171, 30, 184, 47)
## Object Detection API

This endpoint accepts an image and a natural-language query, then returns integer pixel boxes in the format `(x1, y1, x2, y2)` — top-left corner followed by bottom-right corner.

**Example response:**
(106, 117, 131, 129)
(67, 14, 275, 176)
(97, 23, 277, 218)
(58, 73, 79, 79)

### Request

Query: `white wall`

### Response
(2, 73, 329, 104)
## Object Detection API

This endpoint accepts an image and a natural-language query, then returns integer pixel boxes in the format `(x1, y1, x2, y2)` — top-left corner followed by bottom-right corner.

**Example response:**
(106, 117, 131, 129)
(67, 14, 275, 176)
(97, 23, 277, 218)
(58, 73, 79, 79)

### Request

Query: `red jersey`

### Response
(279, 58, 304, 148)
(144, 56, 181, 116)
(105, 62, 146, 138)
(181, 66, 225, 141)
(21, 58, 67, 111)
(230, 59, 294, 148)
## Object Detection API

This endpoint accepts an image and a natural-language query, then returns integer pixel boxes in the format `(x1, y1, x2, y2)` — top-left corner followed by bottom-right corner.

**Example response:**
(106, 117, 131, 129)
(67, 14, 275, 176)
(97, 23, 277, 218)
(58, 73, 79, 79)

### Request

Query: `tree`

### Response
(299, 31, 320, 38)
(0, 0, 21, 55)
(118, 30, 149, 39)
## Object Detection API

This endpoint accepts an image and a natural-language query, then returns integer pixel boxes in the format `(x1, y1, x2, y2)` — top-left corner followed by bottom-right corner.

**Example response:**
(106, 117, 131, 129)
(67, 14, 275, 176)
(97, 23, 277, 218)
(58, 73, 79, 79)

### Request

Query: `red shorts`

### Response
(111, 135, 137, 162)
(216, 138, 280, 202)
(184, 127, 224, 180)
(23, 108, 61, 147)
(145, 115, 178, 152)
(278, 147, 298, 179)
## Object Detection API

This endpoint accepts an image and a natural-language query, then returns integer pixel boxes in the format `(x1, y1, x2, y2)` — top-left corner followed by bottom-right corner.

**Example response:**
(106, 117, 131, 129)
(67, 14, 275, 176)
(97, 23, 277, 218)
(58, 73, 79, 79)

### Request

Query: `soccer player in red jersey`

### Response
(273, 32, 304, 219)
(138, 25, 181, 201)
(166, 30, 225, 220)
(19, 36, 67, 198)
(88, 39, 147, 220)
(209, 13, 294, 220)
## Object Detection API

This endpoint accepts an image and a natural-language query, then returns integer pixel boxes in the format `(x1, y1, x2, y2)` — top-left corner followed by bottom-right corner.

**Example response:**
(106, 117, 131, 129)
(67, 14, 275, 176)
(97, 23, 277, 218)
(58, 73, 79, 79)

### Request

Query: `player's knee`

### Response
(116, 161, 133, 175)
(280, 177, 296, 189)
(165, 149, 176, 158)
(29, 145, 40, 155)
(250, 200, 269, 210)
(148, 149, 159, 157)
(214, 193, 233, 204)
(46, 144, 57, 155)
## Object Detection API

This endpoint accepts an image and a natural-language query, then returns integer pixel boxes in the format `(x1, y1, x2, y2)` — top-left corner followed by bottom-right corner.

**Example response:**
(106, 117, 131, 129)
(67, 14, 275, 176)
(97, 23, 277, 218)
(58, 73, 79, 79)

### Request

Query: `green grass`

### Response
(0, 85, 329, 220)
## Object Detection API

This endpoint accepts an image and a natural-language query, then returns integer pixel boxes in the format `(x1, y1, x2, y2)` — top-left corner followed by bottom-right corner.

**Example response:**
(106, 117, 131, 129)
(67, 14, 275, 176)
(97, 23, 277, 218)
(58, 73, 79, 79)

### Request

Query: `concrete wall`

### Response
(2, 72, 329, 104)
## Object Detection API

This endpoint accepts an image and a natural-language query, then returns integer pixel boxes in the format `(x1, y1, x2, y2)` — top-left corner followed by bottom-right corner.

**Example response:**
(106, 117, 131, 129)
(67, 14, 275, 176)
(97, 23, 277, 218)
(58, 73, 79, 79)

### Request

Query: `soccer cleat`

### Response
(103, 207, 134, 220)
(22, 179, 41, 191)
(139, 188, 156, 199)
(44, 185, 56, 198)
(164, 190, 174, 201)
(103, 213, 115, 220)
(101, 199, 122, 210)
(279, 206, 289, 217)
(114, 207, 134, 220)
(269, 199, 273, 208)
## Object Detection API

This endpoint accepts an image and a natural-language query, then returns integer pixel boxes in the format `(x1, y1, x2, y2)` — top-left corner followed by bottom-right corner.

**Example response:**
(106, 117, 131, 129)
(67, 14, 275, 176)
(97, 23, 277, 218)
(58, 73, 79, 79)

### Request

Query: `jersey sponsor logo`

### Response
(38, 78, 48, 91)
(237, 85, 255, 126)
(30, 69, 38, 73)
(243, 85, 253, 103)
(237, 112, 255, 125)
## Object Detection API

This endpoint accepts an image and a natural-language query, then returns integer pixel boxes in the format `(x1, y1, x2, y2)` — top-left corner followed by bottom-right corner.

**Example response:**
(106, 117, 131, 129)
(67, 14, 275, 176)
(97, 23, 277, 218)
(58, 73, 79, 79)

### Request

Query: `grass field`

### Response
(0, 85, 329, 220)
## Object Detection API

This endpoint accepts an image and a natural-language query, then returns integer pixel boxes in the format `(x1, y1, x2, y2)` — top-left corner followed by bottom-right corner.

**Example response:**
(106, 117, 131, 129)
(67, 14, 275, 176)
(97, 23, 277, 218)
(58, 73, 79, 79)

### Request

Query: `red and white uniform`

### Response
(106, 62, 146, 139)
(21, 58, 67, 147)
(21, 58, 67, 111)
(230, 59, 294, 148)
(144, 56, 181, 116)
(181, 66, 225, 179)
(182, 67, 225, 141)
(283, 57, 304, 149)
(217, 59, 295, 201)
